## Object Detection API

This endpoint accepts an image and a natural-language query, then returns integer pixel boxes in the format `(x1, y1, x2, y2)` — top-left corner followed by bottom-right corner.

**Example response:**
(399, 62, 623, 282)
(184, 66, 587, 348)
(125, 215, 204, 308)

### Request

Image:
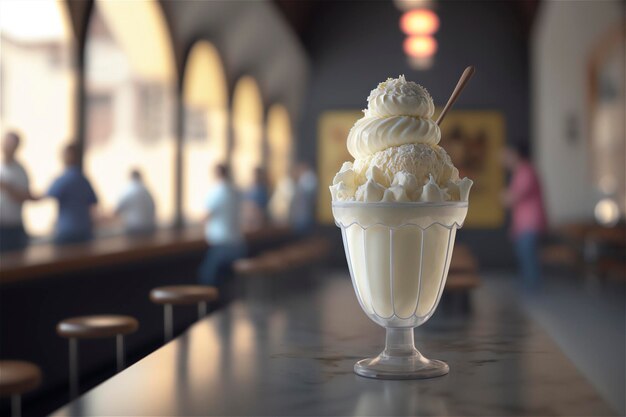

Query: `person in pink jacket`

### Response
(501, 143, 547, 290)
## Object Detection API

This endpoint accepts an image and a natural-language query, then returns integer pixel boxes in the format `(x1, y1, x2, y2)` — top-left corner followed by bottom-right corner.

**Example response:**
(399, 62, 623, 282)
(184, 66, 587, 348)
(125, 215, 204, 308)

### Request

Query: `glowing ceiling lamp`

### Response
(398, 3, 440, 70)
(403, 35, 437, 70)
(400, 9, 440, 35)
(403, 35, 438, 58)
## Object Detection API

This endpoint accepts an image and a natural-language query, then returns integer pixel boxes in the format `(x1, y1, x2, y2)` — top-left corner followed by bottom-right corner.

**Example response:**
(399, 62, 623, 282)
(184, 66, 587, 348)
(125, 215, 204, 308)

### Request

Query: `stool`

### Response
(149, 285, 219, 342)
(0, 361, 42, 417)
(56, 315, 138, 398)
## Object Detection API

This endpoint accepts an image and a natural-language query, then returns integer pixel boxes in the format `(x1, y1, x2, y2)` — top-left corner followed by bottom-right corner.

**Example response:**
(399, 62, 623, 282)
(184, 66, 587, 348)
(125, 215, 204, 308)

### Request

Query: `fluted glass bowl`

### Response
(333, 201, 468, 379)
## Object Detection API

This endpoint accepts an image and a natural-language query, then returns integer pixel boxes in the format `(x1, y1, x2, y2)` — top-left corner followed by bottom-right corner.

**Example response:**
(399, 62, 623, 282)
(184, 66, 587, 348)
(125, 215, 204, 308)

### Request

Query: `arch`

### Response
(182, 40, 229, 221)
(83, 0, 177, 226)
(0, 0, 76, 237)
(266, 104, 293, 189)
(231, 76, 264, 189)
(89, 0, 175, 81)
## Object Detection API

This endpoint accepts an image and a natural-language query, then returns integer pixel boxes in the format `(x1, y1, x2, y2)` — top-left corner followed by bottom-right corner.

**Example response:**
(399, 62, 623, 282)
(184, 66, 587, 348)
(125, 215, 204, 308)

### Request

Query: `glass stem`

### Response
(383, 327, 418, 358)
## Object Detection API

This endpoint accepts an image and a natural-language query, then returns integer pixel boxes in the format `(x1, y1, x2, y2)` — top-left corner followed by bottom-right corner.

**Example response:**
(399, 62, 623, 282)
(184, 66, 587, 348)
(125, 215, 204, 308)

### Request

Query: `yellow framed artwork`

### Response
(438, 110, 505, 228)
(317, 110, 363, 224)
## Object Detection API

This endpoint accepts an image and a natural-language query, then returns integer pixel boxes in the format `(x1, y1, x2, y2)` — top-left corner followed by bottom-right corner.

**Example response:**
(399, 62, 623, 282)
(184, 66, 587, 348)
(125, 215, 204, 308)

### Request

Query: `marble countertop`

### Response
(51, 271, 614, 416)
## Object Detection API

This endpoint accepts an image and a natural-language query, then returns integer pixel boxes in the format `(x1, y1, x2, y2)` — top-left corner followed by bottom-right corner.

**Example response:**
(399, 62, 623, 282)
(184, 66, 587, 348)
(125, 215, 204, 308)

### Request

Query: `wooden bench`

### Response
(232, 254, 284, 276)
(445, 272, 481, 291)
(442, 271, 481, 314)
(596, 258, 626, 281)
(550, 222, 625, 279)
(540, 244, 580, 267)
(443, 245, 481, 313)
(233, 237, 331, 277)
(232, 237, 331, 300)
(449, 244, 479, 274)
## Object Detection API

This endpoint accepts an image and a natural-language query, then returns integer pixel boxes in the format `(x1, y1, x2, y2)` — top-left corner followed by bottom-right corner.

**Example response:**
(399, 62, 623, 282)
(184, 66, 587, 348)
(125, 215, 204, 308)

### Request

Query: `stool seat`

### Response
(150, 285, 219, 305)
(0, 361, 42, 396)
(57, 315, 139, 339)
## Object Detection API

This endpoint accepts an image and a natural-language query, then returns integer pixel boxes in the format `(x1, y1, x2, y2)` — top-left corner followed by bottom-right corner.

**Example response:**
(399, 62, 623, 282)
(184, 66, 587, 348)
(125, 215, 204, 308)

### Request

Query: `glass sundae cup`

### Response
(333, 200, 468, 379)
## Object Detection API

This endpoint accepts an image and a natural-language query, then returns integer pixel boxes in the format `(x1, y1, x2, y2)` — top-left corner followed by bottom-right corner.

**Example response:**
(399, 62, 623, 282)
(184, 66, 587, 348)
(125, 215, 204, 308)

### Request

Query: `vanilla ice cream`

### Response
(330, 75, 472, 203)
(331, 75, 472, 325)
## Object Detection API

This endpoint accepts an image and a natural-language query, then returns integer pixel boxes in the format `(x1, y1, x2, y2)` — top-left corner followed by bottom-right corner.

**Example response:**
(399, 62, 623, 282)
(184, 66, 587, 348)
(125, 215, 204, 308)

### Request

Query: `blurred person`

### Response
(501, 143, 547, 291)
(115, 169, 156, 236)
(289, 162, 318, 235)
(268, 174, 295, 225)
(243, 167, 269, 230)
(47, 143, 98, 245)
(0, 131, 36, 252)
(198, 164, 246, 287)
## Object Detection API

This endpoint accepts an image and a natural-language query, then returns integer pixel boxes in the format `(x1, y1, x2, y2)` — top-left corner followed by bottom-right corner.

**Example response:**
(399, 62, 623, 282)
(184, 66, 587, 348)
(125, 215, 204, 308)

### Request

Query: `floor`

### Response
(483, 269, 625, 416)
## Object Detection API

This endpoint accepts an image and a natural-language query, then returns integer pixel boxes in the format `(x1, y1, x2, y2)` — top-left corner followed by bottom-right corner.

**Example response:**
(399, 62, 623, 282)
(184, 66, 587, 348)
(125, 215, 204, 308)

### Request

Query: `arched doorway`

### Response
(0, 0, 76, 237)
(83, 0, 177, 226)
(231, 76, 263, 189)
(266, 104, 293, 189)
(182, 41, 228, 222)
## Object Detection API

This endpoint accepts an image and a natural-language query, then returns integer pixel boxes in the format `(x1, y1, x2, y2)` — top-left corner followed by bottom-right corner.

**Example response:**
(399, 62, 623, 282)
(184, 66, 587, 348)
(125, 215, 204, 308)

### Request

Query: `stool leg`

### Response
(164, 303, 173, 342)
(116, 334, 125, 372)
(198, 301, 207, 319)
(10, 394, 20, 417)
(69, 337, 79, 399)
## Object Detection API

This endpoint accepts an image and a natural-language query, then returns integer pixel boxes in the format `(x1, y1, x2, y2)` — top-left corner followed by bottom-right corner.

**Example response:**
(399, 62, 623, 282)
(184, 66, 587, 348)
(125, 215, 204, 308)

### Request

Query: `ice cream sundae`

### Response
(331, 72, 474, 379)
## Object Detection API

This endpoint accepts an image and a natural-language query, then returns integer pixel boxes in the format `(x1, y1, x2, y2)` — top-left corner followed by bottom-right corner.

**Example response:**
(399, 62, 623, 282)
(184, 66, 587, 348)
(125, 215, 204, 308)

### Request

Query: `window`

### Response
(0, 0, 76, 237)
(86, 93, 113, 145)
(182, 41, 228, 222)
(135, 81, 166, 142)
(232, 76, 263, 189)
(84, 0, 177, 227)
(266, 104, 293, 189)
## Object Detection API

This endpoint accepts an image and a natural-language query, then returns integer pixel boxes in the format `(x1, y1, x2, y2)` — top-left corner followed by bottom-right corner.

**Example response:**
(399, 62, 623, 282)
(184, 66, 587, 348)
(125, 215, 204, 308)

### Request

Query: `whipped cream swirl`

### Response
(364, 75, 435, 119)
(347, 75, 440, 159)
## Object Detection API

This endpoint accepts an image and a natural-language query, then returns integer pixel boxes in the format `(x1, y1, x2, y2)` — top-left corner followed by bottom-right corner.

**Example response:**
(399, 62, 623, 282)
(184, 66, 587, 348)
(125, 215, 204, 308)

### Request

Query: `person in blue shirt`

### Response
(198, 164, 245, 287)
(247, 167, 269, 212)
(243, 167, 269, 229)
(47, 143, 98, 245)
(289, 162, 317, 235)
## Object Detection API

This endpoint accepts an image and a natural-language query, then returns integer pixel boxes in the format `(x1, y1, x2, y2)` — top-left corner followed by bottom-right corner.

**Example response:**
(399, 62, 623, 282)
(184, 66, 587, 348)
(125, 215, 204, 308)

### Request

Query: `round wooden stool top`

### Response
(57, 315, 139, 339)
(150, 285, 219, 306)
(0, 361, 42, 396)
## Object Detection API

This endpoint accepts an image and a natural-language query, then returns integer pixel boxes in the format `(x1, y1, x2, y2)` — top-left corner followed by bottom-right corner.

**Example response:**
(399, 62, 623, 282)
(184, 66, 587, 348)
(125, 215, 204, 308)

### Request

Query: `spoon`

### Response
(435, 66, 475, 126)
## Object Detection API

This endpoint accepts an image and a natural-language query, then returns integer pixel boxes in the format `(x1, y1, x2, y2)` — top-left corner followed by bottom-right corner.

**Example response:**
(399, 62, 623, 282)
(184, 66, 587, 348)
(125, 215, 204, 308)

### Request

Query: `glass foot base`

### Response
(354, 353, 449, 380)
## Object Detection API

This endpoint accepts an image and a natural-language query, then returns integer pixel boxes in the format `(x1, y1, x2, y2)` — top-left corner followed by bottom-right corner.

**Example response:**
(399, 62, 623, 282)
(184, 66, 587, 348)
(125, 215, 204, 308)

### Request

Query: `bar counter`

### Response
(52, 272, 614, 416)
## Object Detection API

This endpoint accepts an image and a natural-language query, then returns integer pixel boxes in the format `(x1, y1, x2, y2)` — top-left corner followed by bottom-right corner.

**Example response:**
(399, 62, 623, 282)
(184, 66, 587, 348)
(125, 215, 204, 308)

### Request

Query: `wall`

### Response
(62, 0, 309, 157)
(161, 0, 309, 123)
(298, 1, 530, 266)
(532, 0, 624, 225)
